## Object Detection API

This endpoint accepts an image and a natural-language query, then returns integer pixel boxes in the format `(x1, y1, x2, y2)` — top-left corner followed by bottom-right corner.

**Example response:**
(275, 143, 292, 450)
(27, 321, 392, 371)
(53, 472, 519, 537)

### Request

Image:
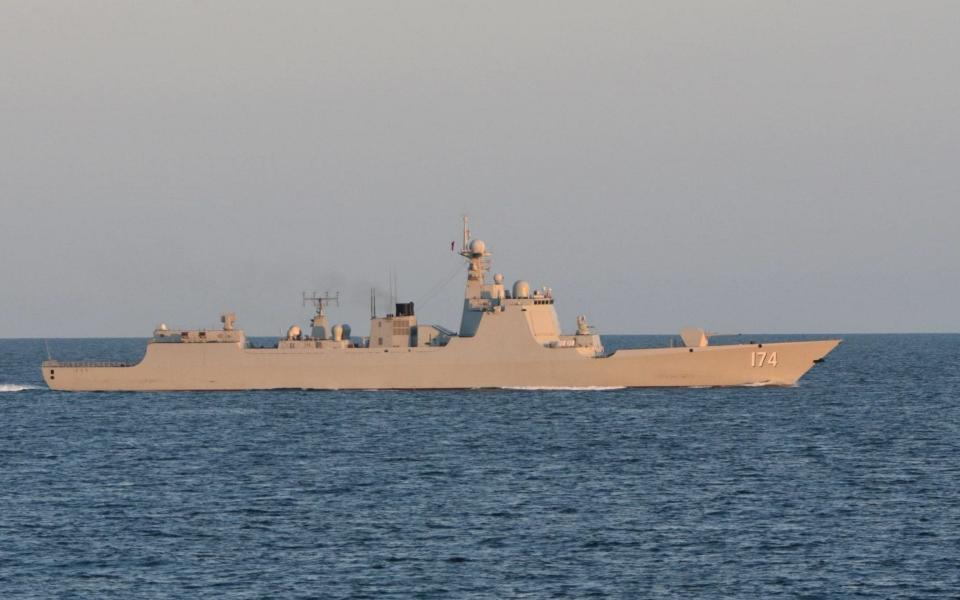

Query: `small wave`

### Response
(738, 380, 796, 388)
(687, 381, 796, 389)
(502, 386, 626, 391)
(0, 384, 40, 392)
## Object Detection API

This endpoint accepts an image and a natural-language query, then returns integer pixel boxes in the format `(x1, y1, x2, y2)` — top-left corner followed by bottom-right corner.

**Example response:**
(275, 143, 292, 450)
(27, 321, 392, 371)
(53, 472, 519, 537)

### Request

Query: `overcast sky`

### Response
(1, 1, 957, 337)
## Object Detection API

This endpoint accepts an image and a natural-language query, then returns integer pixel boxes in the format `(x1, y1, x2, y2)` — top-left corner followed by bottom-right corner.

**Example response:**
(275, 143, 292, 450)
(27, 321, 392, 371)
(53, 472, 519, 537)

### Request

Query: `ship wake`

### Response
(0, 383, 40, 392)
(739, 380, 796, 388)
(687, 381, 795, 389)
(501, 386, 626, 391)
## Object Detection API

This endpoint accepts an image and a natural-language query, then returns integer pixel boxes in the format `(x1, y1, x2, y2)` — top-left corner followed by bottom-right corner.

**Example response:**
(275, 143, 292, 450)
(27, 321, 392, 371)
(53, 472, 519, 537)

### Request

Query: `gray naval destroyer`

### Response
(43, 221, 839, 391)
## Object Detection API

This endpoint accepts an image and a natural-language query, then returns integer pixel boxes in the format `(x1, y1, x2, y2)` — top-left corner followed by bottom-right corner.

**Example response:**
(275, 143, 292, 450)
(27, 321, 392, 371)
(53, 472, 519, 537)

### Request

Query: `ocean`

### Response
(1, 334, 958, 598)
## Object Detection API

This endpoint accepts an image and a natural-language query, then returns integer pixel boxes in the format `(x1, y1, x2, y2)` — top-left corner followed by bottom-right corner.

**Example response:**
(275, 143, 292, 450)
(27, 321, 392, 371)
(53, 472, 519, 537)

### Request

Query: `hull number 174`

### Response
(751, 351, 778, 367)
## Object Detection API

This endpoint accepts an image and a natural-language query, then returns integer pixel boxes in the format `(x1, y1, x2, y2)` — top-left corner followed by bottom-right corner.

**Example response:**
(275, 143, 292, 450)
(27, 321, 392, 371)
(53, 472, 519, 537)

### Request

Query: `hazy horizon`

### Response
(2, 1, 958, 337)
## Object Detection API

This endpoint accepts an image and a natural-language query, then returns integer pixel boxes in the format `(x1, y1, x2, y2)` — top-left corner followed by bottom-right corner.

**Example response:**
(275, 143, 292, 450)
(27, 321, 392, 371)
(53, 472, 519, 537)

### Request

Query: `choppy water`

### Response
(1, 334, 959, 598)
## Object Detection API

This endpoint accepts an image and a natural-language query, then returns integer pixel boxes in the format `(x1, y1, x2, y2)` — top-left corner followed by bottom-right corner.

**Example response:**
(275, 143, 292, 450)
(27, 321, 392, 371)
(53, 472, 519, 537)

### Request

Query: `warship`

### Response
(42, 220, 839, 391)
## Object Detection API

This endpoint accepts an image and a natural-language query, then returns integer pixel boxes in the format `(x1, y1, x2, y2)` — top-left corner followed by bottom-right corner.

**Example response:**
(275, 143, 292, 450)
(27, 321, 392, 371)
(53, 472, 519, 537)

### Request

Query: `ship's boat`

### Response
(42, 220, 839, 391)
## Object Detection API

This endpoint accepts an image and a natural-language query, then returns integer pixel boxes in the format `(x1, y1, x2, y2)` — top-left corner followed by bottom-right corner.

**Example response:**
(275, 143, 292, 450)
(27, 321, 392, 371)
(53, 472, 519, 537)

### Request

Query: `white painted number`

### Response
(751, 351, 778, 367)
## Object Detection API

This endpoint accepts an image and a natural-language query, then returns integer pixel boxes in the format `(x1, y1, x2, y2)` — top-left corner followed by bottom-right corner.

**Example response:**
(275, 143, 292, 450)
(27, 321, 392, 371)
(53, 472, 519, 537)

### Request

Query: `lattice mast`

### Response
(302, 291, 339, 339)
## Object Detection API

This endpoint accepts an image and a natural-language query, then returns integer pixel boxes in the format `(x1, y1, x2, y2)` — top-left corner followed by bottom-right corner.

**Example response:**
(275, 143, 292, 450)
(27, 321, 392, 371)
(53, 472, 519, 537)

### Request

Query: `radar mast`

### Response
(459, 216, 490, 300)
(302, 291, 339, 340)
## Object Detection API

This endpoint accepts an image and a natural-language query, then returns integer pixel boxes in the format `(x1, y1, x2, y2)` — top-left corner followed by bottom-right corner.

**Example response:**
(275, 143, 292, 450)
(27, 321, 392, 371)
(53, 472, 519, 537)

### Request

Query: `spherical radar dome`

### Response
(493, 273, 504, 284)
(469, 239, 486, 255)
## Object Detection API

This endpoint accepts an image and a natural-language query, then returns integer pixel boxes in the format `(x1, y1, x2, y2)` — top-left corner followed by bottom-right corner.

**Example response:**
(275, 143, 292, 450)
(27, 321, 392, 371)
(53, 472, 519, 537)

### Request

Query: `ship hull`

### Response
(42, 338, 839, 391)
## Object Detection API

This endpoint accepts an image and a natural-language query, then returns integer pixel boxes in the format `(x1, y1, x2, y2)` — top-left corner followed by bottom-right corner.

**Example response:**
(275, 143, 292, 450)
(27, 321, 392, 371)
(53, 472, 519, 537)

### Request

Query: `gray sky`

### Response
(1, 1, 958, 337)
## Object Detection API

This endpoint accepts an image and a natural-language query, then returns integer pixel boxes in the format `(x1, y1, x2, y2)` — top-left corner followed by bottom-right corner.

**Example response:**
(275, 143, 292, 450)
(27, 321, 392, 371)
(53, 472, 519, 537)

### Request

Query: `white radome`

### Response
(513, 280, 531, 298)
(469, 239, 486, 255)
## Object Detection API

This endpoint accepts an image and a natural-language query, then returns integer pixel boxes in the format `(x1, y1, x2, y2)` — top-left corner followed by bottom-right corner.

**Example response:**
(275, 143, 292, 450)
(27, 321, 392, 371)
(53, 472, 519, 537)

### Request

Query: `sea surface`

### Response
(1, 334, 959, 598)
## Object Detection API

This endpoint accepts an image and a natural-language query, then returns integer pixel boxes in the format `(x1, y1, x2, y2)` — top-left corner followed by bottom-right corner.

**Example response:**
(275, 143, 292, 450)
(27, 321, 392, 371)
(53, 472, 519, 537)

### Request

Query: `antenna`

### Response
(370, 287, 376, 318)
(44, 339, 52, 361)
(462, 215, 470, 252)
(387, 267, 400, 308)
(302, 291, 340, 316)
(394, 267, 400, 306)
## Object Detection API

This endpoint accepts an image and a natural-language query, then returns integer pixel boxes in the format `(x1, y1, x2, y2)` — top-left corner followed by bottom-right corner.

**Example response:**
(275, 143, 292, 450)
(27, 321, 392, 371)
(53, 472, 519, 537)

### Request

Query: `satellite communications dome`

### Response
(494, 273, 504, 284)
(332, 324, 344, 341)
(286, 325, 301, 340)
(513, 280, 531, 298)
(469, 239, 486, 255)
